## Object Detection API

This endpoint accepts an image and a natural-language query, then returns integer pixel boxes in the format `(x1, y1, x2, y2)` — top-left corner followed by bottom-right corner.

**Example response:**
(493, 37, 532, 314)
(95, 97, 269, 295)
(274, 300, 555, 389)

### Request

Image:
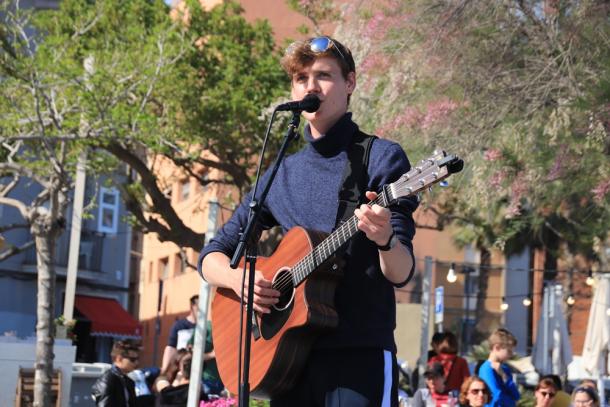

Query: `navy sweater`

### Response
(199, 113, 418, 352)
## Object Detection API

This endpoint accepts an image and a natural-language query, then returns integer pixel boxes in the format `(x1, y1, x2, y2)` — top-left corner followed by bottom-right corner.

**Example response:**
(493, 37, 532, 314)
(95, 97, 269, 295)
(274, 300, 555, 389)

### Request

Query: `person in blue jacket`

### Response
(478, 328, 520, 407)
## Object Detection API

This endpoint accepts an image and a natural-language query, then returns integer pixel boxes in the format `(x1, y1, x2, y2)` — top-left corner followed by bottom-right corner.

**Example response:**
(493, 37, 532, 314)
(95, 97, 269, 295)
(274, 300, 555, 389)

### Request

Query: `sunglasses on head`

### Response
(287, 36, 350, 68)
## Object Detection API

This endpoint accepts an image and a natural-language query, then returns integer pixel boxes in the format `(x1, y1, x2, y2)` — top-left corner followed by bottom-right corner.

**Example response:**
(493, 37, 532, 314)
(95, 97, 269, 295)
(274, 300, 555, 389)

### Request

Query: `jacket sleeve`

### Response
(91, 373, 120, 407)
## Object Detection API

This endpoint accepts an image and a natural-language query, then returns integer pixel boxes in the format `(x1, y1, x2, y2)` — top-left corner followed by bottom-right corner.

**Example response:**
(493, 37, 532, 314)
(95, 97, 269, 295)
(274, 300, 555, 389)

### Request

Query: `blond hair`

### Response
(488, 328, 517, 348)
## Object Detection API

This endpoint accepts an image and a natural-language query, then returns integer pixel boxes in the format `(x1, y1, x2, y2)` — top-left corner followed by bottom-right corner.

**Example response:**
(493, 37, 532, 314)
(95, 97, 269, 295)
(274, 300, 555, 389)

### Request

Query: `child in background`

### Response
(478, 329, 520, 407)
(428, 331, 470, 392)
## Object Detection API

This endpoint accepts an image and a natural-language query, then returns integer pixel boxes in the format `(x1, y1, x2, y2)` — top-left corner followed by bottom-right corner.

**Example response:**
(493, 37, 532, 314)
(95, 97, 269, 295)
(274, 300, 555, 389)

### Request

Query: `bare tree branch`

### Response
(0, 240, 34, 262)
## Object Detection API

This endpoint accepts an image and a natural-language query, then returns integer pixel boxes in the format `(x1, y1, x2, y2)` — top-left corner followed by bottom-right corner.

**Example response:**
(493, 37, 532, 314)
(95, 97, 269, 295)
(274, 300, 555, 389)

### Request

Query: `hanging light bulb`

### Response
(586, 269, 594, 286)
(522, 296, 532, 307)
(500, 297, 509, 311)
(566, 294, 575, 306)
(606, 308, 610, 317)
(446, 262, 457, 283)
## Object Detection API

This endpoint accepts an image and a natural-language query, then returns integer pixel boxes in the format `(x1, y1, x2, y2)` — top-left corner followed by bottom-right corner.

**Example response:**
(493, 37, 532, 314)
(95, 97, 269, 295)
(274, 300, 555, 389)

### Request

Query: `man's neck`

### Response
(187, 314, 196, 323)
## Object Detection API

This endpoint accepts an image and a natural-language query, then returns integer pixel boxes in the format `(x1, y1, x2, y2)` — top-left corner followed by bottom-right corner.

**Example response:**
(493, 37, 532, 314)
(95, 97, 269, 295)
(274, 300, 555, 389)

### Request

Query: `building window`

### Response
(97, 187, 119, 234)
(180, 179, 190, 201)
(159, 257, 169, 280)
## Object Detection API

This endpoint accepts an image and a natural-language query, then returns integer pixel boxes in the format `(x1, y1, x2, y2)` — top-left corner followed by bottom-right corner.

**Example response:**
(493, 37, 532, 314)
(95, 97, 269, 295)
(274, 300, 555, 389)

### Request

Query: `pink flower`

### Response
(421, 99, 458, 129)
(483, 149, 502, 162)
(489, 170, 507, 189)
(360, 53, 390, 75)
(200, 397, 237, 407)
(592, 179, 610, 203)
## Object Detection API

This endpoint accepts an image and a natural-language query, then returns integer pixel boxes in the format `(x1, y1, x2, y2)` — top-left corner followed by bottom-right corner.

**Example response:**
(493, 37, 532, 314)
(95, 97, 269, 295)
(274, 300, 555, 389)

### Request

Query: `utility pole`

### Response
(188, 198, 220, 406)
(63, 56, 93, 321)
(418, 256, 433, 388)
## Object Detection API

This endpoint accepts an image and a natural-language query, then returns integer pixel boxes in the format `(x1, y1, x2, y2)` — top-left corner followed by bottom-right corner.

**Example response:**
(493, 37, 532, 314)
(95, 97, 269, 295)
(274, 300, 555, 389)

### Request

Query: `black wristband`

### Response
(377, 231, 396, 251)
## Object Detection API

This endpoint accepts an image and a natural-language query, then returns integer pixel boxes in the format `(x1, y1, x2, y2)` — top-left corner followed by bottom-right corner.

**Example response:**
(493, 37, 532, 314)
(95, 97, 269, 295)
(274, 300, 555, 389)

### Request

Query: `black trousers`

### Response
(270, 347, 399, 407)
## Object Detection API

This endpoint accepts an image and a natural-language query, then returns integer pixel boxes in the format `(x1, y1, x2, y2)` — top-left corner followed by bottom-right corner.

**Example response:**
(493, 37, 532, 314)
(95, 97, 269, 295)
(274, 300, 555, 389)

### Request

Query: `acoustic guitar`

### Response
(211, 150, 464, 399)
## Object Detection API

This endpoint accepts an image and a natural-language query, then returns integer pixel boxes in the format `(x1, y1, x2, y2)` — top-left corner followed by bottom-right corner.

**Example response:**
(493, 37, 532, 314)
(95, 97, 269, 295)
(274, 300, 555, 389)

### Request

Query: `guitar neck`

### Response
(289, 187, 393, 287)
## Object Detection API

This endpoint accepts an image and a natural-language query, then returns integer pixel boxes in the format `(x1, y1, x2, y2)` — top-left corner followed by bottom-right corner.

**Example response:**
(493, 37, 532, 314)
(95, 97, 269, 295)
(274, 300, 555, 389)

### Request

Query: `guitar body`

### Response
(211, 226, 342, 399)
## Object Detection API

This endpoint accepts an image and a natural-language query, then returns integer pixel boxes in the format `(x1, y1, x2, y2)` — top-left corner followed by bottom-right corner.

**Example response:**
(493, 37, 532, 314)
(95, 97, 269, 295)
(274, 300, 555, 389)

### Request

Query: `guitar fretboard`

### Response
(287, 187, 393, 287)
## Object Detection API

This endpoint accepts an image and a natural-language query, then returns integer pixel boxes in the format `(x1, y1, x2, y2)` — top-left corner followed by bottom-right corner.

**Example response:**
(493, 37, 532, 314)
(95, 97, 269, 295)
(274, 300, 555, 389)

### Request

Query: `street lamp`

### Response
(446, 263, 457, 283)
(500, 296, 509, 311)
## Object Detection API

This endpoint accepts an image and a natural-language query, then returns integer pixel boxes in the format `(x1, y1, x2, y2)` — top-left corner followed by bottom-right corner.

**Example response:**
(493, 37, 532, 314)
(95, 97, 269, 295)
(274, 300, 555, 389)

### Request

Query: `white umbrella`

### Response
(532, 284, 573, 376)
(582, 274, 610, 405)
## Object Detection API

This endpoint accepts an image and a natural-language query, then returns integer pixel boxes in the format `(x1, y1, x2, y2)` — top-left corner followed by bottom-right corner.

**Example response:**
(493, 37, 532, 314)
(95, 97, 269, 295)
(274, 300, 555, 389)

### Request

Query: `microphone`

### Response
(276, 94, 321, 113)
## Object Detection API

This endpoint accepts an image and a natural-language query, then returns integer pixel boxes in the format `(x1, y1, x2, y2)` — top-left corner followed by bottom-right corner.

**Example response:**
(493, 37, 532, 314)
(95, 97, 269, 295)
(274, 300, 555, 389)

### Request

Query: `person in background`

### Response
(428, 331, 470, 392)
(186, 319, 224, 397)
(533, 377, 558, 407)
(577, 380, 598, 392)
(155, 349, 188, 392)
(92, 339, 141, 407)
(156, 352, 208, 407)
(413, 332, 448, 391)
(571, 386, 600, 407)
(478, 328, 520, 407)
(161, 295, 199, 373)
(542, 374, 570, 407)
(410, 363, 452, 407)
(459, 376, 490, 407)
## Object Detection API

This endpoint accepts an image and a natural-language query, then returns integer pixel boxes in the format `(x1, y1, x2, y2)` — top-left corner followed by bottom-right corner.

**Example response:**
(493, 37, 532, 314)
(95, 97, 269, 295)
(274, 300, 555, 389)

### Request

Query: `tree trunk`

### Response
(33, 230, 56, 407)
(473, 245, 492, 343)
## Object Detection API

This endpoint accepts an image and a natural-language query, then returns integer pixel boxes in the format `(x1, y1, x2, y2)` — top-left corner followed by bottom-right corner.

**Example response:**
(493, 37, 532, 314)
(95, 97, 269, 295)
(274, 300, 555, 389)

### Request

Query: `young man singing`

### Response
(199, 36, 418, 406)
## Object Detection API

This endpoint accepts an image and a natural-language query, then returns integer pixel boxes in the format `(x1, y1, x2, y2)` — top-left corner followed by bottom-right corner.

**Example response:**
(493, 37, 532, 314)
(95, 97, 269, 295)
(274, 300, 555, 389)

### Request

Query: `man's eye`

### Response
(295, 75, 307, 82)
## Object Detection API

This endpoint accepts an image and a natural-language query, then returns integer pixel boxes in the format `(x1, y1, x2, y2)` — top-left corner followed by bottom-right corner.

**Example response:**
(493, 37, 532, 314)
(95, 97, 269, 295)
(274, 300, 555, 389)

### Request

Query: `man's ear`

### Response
(346, 71, 356, 94)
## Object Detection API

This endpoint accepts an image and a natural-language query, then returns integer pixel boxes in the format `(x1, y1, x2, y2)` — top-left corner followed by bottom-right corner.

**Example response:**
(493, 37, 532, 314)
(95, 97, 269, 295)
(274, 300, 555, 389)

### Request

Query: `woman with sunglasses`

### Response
(533, 377, 558, 407)
(458, 376, 489, 407)
(200, 35, 418, 407)
(571, 386, 600, 407)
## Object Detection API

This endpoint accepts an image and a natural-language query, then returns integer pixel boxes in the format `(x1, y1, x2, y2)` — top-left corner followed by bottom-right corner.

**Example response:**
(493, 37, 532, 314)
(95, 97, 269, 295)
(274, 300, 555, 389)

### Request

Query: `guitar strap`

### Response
(335, 130, 377, 226)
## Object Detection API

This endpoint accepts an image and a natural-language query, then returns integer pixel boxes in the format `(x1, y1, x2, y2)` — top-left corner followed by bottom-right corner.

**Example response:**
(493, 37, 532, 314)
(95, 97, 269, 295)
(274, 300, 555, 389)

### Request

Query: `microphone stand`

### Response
(230, 110, 302, 407)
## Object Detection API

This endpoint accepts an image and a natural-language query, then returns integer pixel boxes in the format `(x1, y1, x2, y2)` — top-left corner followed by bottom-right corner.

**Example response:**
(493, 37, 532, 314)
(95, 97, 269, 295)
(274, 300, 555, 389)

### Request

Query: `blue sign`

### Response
(435, 286, 444, 324)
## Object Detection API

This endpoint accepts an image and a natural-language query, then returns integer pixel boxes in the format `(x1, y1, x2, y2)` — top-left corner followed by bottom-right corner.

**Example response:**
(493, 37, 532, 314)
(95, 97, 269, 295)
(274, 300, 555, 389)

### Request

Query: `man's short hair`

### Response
(110, 339, 141, 359)
(189, 295, 199, 306)
(423, 362, 445, 380)
(489, 328, 517, 348)
(281, 36, 355, 79)
(438, 331, 459, 354)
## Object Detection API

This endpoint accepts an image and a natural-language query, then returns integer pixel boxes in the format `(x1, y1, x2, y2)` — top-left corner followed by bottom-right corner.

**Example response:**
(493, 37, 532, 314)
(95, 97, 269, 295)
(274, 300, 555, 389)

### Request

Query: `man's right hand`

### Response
(231, 270, 280, 314)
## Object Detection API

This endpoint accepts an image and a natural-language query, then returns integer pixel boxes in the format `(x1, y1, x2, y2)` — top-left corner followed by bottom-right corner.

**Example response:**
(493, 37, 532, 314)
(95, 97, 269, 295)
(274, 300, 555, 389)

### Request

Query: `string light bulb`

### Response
(606, 308, 610, 317)
(586, 269, 594, 286)
(500, 297, 509, 311)
(522, 296, 532, 307)
(566, 295, 575, 306)
(446, 263, 457, 283)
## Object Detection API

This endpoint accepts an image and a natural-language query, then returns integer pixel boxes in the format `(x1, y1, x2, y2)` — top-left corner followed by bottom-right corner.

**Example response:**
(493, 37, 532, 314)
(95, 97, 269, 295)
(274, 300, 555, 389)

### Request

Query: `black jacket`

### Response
(92, 365, 137, 407)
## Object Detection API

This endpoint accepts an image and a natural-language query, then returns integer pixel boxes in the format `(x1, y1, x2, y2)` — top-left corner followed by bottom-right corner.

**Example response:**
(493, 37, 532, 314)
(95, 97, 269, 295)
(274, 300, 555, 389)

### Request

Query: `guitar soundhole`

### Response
(259, 268, 294, 340)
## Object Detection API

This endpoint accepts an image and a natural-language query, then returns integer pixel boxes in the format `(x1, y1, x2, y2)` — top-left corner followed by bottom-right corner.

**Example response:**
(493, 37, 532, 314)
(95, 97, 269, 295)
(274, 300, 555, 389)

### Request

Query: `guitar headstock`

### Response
(386, 150, 464, 203)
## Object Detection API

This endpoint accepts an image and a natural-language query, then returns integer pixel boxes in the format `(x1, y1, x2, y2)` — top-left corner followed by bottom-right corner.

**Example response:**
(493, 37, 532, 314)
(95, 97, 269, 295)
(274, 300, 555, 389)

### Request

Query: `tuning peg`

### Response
(439, 180, 449, 187)
(416, 192, 422, 202)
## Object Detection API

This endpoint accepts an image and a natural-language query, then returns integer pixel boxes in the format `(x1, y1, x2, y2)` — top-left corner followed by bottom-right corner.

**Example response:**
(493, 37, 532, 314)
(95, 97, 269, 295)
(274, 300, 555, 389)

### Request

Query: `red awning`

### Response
(75, 295, 141, 338)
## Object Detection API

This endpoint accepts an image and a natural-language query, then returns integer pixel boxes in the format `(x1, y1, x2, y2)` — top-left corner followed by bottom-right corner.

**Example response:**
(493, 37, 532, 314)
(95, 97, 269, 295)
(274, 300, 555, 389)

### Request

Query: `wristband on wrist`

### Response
(377, 231, 397, 251)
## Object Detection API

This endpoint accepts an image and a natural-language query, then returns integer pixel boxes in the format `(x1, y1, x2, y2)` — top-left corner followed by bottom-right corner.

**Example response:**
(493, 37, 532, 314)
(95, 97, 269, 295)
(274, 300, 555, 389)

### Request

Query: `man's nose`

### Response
(305, 77, 320, 93)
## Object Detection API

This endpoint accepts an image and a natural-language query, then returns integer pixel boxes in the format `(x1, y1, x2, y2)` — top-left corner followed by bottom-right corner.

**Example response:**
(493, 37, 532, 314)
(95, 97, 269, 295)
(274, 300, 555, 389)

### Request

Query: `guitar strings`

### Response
(269, 164, 444, 295)
(271, 194, 386, 295)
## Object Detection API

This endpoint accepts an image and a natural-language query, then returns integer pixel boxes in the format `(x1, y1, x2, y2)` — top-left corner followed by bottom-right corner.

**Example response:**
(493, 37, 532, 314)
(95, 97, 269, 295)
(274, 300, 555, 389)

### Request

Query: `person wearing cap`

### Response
(409, 363, 452, 407)
(199, 35, 418, 406)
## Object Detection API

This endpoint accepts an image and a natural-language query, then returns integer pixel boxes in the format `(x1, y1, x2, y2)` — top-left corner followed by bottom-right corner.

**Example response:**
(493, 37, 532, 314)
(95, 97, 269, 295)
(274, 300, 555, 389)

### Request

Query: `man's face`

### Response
(290, 56, 355, 135)
(190, 300, 199, 317)
(425, 375, 445, 393)
(116, 351, 139, 373)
